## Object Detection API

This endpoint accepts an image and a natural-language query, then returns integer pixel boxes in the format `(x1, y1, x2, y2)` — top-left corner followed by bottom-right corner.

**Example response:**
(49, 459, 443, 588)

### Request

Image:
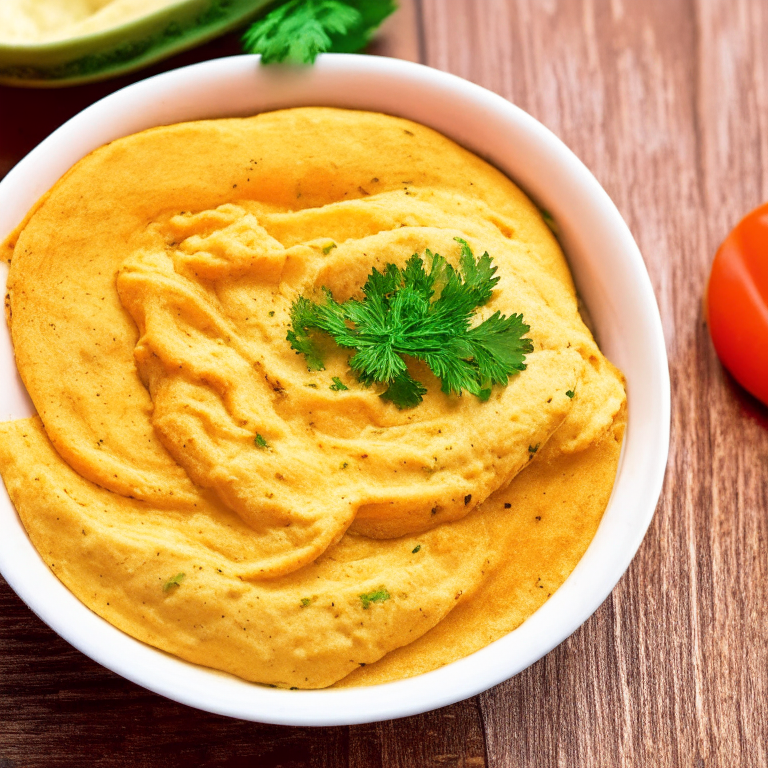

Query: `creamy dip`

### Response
(0, 108, 626, 688)
(0, 0, 182, 43)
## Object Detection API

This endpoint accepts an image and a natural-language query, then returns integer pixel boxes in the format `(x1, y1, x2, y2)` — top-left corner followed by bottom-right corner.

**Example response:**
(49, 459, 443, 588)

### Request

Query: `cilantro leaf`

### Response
(287, 238, 533, 408)
(330, 376, 349, 391)
(242, 0, 396, 65)
(254, 434, 269, 449)
(286, 296, 326, 371)
(378, 371, 427, 408)
(325, 0, 396, 53)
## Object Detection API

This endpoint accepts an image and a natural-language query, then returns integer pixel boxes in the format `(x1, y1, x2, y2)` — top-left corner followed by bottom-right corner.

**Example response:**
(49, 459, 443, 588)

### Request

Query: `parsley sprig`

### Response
(287, 238, 533, 409)
(242, 0, 396, 64)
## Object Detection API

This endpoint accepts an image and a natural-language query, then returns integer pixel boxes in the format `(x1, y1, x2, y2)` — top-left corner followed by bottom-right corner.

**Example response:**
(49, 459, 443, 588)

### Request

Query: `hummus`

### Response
(0, 0, 182, 44)
(0, 108, 626, 688)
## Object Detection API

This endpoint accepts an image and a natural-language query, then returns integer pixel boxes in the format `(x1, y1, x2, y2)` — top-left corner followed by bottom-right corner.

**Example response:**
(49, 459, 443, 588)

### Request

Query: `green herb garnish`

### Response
(287, 238, 533, 409)
(359, 587, 391, 609)
(322, 242, 338, 255)
(528, 444, 539, 454)
(300, 597, 312, 608)
(255, 434, 269, 449)
(566, 388, 576, 399)
(242, 0, 396, 65)
(330, 376, 349, 391)
(163, 573, 185, 592)
(541, 209, 558, 235)
(412, 545, 421, 554)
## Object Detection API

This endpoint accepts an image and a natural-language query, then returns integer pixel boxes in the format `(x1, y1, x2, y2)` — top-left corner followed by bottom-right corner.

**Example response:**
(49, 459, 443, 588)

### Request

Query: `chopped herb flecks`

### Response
(255, 434, 269, 449)
(412, 545, 421, 554)
(330, 376, 349, 391)
(359, 587, 391, 609)
(528, 444, 539, 454)
(541, 209, 558, 235)
(322, 242, 338, 255)
(300, 597, 312, 608)
(566, 388, 576, 399)
(163, 573, 185, 592)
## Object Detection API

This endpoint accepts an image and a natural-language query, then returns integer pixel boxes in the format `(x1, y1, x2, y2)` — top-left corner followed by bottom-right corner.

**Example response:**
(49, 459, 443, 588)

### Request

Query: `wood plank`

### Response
(348, 702, 487, 768)
(368, 0, 423, 63)
(692, 1, 768, 764)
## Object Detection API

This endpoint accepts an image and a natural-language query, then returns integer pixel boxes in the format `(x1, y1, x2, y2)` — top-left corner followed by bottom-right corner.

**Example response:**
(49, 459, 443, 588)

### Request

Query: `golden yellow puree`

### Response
(0, 0, 182, 43)
(0, 108, 626, 689)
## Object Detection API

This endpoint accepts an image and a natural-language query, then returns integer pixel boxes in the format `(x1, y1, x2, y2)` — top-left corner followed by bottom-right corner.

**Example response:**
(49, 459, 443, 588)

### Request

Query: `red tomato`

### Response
(707, 202, 768, 406)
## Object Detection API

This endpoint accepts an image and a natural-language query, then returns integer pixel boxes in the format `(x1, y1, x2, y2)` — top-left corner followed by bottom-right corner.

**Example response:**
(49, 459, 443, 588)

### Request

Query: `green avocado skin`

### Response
(0, 0, 271, 88)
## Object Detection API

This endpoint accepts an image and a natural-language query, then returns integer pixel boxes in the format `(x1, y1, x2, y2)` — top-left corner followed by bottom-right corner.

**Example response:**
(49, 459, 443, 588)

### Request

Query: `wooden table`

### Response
(1, 2, 767, 765)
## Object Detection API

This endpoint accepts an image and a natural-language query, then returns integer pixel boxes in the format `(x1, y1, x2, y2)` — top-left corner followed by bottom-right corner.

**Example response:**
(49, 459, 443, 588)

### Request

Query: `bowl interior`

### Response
(0, 54, 670, 725)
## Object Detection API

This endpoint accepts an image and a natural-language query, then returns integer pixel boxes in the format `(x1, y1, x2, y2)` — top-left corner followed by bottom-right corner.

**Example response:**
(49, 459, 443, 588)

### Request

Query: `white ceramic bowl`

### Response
(0, 54, 670, 725)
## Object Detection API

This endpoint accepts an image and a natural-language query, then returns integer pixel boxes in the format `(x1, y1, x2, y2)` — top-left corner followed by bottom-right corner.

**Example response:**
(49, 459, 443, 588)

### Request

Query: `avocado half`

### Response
(0, 0, 272, 87)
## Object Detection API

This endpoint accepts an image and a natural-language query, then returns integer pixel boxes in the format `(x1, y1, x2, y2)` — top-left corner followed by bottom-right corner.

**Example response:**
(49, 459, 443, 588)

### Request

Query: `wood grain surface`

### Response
(1, 1, 767, 766)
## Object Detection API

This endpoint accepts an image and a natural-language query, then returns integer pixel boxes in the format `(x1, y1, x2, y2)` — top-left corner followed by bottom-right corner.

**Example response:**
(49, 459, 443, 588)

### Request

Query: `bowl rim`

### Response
(0, 53, 670, 725)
